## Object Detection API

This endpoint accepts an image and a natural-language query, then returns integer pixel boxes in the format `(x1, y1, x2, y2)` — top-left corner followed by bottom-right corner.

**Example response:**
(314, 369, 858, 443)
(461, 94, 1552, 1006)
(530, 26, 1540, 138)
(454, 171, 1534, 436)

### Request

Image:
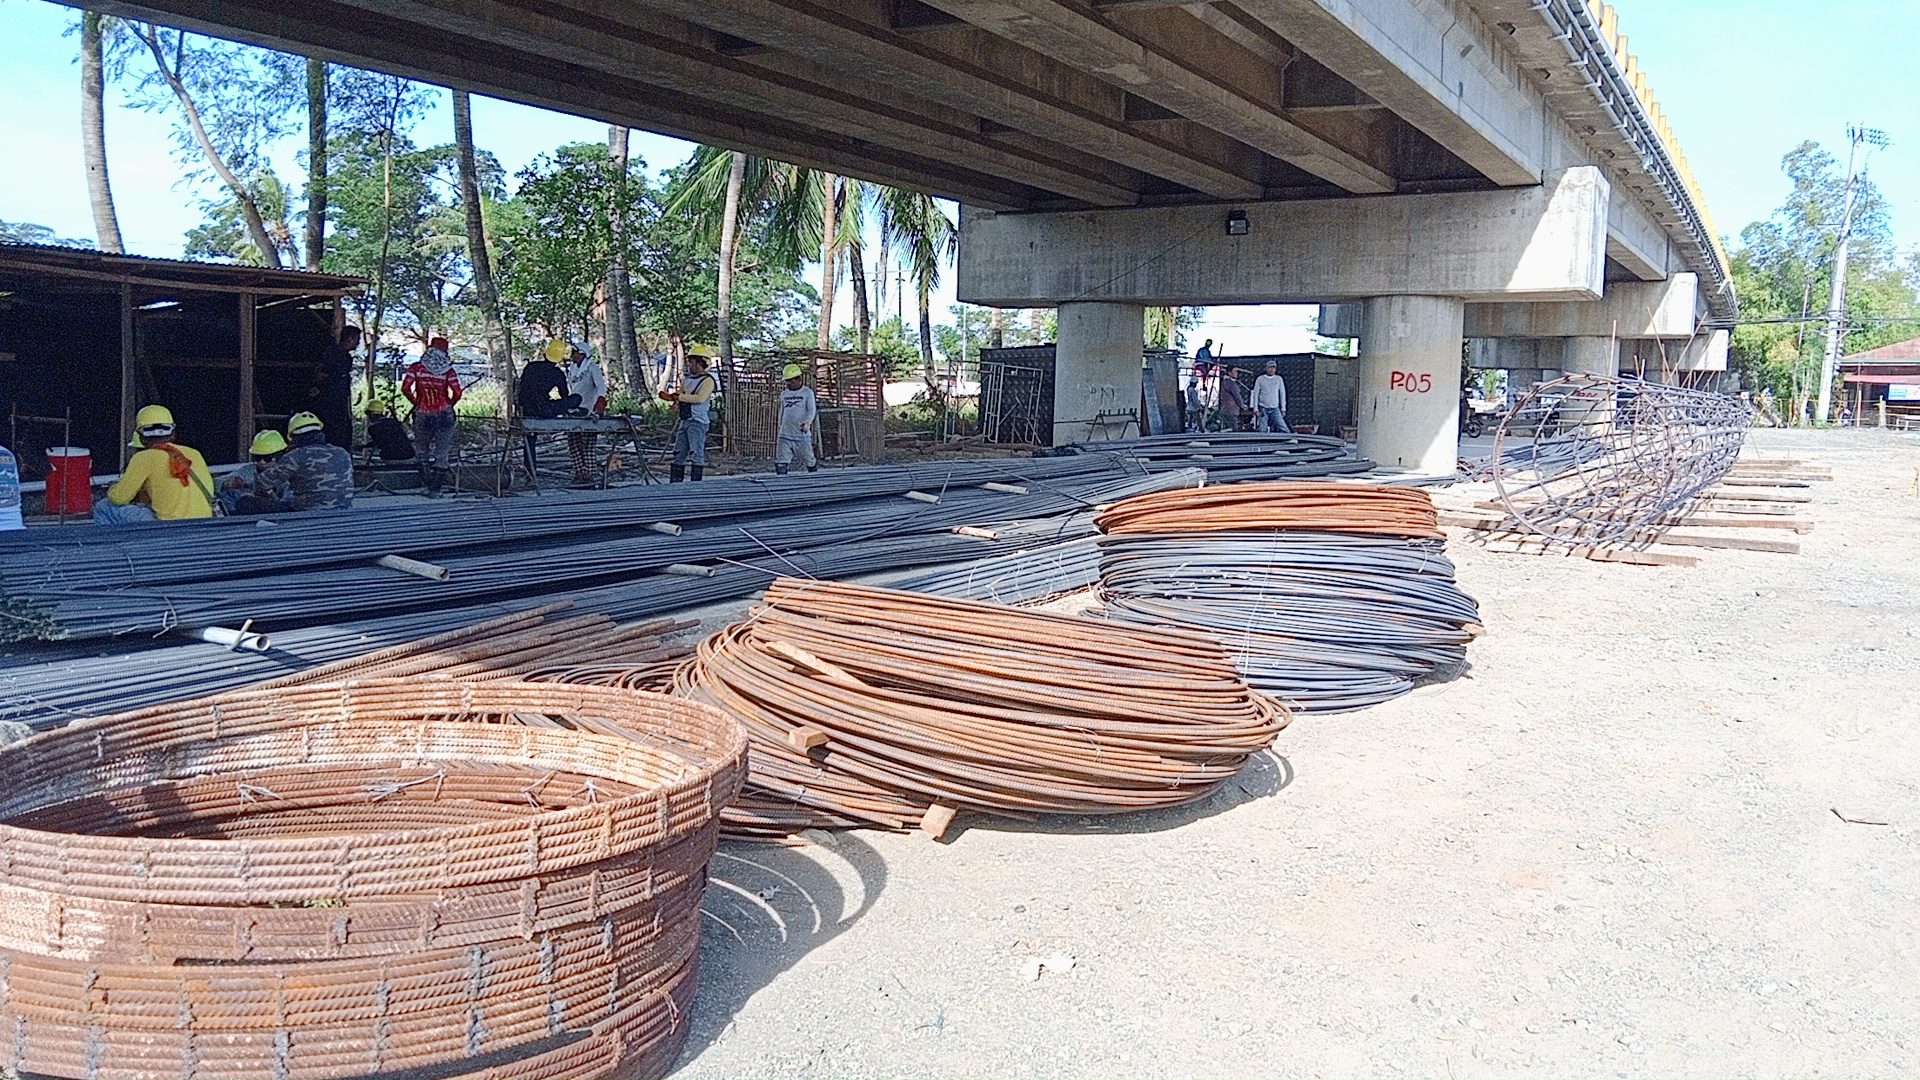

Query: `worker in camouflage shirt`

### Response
(262, 412, 356, 511)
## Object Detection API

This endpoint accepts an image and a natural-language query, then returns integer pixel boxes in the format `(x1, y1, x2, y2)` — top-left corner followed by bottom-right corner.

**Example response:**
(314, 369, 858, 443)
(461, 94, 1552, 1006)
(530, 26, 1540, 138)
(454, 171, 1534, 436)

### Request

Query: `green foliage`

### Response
(184, 167, 298, 265)
(113, 25, 304, 191)
(1144, 306, 1202, 350)
(0, 220, 93, 248)
(494, 142, 638, 335)
(1730, 140, 1920, 404)
(833, 316, 920, 376)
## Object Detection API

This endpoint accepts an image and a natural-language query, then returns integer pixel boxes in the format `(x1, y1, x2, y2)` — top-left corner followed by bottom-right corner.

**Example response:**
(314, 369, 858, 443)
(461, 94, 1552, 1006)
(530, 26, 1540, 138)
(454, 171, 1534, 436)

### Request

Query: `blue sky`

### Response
(0, 0, 1914, 352)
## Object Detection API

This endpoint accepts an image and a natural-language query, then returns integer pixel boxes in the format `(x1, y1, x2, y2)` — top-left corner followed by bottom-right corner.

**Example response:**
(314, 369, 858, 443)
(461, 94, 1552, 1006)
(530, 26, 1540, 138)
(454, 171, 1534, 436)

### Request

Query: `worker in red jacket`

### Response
(401, 336, 463, 495)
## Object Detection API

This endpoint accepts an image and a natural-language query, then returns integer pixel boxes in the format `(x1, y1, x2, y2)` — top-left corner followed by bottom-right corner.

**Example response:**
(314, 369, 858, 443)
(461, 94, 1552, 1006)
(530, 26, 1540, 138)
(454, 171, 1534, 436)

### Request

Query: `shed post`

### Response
(238, 292, 257, 456)
(119, 282, 136, 470)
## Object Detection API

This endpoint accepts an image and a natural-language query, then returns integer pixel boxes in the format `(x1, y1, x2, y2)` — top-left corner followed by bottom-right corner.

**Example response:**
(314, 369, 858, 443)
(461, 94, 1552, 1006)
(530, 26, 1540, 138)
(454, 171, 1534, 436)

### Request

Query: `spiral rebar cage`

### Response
(1478, 374, 1750, 548)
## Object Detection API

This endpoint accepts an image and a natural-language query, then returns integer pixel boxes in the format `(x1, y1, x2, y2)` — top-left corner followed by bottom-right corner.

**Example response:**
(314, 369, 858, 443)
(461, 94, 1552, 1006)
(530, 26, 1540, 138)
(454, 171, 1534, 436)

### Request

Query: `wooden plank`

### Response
(1672, 513, 1813, 534)
(1652, 531, 1800, 555)
(1706, 487, 1811, 503)
(1477, 537, 1698, 567)
(237, 293, 257, 459)
(1715, 477, 1811, 489)
(1700, 498, 1796, 515)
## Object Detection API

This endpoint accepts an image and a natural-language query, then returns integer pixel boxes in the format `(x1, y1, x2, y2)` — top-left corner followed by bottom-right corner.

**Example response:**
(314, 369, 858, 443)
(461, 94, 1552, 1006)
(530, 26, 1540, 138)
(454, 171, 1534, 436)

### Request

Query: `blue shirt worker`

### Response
(218, 430, 295, 515)
(660, 349, 719, 483)
(776, 363, 819, 475)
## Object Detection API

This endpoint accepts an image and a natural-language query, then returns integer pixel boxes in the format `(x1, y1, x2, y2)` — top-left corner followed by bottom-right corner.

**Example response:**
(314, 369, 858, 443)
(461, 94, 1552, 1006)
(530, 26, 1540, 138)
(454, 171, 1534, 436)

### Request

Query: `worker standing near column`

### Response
(94, 405, 215, 524)
(563, 339, 608, 486)
(218, 429, 293, 515)
(660, 348, 718, 483)
(776, 362, 818, 476)
(401, 336, 462, 495)
(262, 412, 355, 511)
(1252, 359, 1291, 433)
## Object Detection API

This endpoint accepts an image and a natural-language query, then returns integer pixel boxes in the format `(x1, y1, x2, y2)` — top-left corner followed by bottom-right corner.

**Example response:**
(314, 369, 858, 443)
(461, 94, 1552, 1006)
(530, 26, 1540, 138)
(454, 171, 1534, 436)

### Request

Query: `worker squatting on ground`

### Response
(0, 443, 21, 531)
(260, 412, 355, 511)
(402, 337, 462, 495)
(776, 363, 818, 476)
(1252, 359, 1291, 433)
(562, 339, 608, 486)
(660, 349, 718, 483)
(360, 400, 416, 463)
(94, 405, 215, 524)
(217, 430, 293, 515)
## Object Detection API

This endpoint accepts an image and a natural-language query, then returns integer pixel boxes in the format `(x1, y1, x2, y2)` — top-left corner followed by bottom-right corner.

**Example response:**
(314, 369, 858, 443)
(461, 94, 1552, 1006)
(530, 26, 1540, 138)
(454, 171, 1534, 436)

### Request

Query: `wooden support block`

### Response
(979, 481, 1028, 494)
(1672, 514, 1814, 533)
(764, 639, 867, 687)
(376, 554, 452, 581)
(1437, 510, 1506, 530)
(786, 726, 829, 751)
(954, 525, 1001, 539)
(1706, 488, 1811, 503)
(1653, 531, 1800, 554)
(1716, 477, 1811, 488)
(920, 802, 959, 840)
(1585, 548, 1701, 568)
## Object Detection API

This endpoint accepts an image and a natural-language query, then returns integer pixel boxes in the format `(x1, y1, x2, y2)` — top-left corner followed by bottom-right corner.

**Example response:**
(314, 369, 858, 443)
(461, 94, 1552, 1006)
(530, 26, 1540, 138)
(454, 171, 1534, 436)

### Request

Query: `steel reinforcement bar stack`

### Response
(0, 682, 747, 1080)
(1094, 482, 1482, 713)
(1062, 433, 1374, 483)
(674, 579, 1289, 838)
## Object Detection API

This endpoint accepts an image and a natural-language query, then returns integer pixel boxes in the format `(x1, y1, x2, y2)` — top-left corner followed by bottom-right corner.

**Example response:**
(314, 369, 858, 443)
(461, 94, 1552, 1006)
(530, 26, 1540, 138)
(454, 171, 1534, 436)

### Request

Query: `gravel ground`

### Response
(672, 427, 1920, 1078)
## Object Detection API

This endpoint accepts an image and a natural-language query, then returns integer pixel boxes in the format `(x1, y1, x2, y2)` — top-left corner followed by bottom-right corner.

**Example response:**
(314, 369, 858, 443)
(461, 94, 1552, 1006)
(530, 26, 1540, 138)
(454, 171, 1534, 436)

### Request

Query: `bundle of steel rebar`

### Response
(1093, 482, 1480, 713)
(674, 579, 1289, 838)
(3, 460, 1160, 642)
(1065, 432, 1373, 482)
(1468, 374, 1750, 547)
(0, 681, 747, 1080)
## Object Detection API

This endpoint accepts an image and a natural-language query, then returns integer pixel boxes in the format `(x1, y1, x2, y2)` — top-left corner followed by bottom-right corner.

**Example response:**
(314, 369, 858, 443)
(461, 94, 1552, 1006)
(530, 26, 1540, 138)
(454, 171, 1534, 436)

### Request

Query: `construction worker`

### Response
(776, 363, 818, 475)
(360, 400, 416, 463)
(1252, 359, 1291, 433)
(0, 441, 20, 531)
(660, 347, 718, 482)
(562, 339, 608, 486)
(95, 405, 215, 524)
(519, 341, 575, 419)
(314, 324, 360, 450)
(218, 430, 294, 515)
(260, 412, 355, 511)
(401, 336, 462, 494)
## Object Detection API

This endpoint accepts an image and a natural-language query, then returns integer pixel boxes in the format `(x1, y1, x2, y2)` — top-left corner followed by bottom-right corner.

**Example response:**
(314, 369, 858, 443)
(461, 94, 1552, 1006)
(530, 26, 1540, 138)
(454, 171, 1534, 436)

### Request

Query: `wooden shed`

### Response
(0, 243, 364, 475)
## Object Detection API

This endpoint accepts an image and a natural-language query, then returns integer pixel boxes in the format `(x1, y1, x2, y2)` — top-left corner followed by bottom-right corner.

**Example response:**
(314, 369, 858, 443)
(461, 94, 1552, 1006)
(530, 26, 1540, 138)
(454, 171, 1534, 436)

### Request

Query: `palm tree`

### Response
(816, 172, 840, 350)
(666, 147, 822, 360)
(79, 11, 124, 253)
(452, 89, 507, 384)
(876, 188, 957, 393)
(304, 58, 327, 270)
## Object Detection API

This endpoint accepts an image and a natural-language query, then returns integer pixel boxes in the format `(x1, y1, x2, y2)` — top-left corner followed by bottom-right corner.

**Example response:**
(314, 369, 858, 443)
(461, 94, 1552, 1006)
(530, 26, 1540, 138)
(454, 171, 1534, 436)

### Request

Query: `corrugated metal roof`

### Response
(0, 241, 367, 295)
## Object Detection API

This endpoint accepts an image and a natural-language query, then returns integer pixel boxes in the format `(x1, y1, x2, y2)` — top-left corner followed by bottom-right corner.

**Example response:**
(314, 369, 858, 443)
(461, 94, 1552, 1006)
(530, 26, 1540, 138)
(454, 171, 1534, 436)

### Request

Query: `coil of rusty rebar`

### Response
(0, 682, 746, 1080)
(1092, 481, 1444, 538)
(674, 579, 1288, 837)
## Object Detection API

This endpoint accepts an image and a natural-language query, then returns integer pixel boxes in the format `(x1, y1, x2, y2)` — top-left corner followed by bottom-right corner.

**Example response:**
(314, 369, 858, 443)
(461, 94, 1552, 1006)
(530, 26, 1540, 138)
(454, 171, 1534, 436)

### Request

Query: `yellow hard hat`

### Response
(687, 344, 717, 359)
(288, 411, 324, 435)
(364, 399, 388, 416)
(249, 430, 288, 456)
(135, 404, 174, 429)
(782, 363, 804, 379)
(543, 339, 569, 362)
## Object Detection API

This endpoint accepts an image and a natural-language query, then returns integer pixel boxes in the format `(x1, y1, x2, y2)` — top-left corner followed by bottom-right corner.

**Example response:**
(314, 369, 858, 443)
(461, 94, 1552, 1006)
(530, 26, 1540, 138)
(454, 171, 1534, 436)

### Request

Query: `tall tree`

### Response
(716, 151, 747, 368)
(126, 24, 299, 267)
(79, 11, 123, 253)
(304, 58, 328, 270)
(331, 70, 433, 394)
(877, 188, 957, 392)
(817, 172, 841, 350)
(606, 125, 643, 392)
(453, 89, 507, 383)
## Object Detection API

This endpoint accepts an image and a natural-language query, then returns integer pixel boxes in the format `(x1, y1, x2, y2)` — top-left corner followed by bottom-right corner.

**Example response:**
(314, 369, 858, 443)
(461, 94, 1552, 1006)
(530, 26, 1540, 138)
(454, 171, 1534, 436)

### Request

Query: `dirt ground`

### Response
(671, 427, 1920, 1079)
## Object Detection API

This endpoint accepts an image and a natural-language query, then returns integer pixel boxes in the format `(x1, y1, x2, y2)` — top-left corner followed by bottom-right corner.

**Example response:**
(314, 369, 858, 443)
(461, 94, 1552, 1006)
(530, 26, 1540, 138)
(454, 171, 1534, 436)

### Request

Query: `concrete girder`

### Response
(919, 0, 1398, 193)
(1605, 179, 1675, 280)
(1464, 273, 1696, 338)
(959, 166, 1609, 307)
(326, 0, 1142, 207)
(1621, 331, 1728, 373)
(72, 0, 1046, 209)
(629, 0, 1267, 200)
(1227, 0, 1544, 187)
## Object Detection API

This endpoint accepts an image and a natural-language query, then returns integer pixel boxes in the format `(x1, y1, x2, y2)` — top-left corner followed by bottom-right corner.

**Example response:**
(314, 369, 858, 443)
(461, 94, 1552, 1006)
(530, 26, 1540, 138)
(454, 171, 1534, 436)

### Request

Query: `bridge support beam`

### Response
(1355, 295, 1464, 477)
(1053, 302, 1146, 447)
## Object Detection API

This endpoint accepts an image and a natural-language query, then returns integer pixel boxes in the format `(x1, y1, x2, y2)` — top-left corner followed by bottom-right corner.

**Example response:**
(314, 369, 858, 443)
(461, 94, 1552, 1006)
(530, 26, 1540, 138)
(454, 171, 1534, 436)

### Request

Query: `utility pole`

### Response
(1817, 125, 1890, 425)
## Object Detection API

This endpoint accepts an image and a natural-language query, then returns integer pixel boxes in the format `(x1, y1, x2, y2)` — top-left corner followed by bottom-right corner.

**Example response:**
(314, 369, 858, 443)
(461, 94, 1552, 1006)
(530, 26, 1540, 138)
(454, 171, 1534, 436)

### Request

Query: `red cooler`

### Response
(45, 447, 93, 515)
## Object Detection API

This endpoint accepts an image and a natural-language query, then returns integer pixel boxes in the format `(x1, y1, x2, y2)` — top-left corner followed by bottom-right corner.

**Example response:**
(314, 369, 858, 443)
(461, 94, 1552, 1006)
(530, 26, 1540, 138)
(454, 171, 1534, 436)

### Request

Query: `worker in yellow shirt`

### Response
(94, 405, 215, 524)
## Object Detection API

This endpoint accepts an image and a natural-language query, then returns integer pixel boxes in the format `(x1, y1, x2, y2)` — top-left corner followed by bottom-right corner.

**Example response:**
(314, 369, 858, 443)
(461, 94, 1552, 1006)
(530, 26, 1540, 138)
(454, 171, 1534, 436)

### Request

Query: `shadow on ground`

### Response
(675, 831, 889, 1067)
(942, 749, 1297, 842)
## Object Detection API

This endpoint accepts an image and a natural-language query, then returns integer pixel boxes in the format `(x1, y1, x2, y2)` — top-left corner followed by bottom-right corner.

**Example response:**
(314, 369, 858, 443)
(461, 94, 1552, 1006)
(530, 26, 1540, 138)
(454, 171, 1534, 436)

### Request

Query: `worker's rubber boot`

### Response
(776, 463, 790, 476)
(806, 465, 819, 473)
(690, 465, 705, 482)
(669, 464, 684, 483)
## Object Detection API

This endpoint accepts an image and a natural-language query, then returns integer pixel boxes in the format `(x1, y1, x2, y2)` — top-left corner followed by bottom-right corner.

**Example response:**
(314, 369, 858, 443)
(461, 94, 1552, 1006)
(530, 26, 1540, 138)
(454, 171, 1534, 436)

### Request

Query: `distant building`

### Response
(1839, 336, 1920, 413)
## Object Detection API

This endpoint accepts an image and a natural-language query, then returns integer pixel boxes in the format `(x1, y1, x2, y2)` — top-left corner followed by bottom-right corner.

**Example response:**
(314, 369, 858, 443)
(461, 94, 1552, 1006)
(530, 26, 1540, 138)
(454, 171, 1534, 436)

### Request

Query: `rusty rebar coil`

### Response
(675, 579, 1288, 836)
(0, 682, 745, 1080)
(1092, 480, 1444, 538)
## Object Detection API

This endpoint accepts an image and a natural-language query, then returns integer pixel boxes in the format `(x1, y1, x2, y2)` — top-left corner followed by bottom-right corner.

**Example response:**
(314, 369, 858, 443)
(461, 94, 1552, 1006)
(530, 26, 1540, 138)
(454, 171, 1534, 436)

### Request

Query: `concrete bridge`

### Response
(68, 0, 1731, 472)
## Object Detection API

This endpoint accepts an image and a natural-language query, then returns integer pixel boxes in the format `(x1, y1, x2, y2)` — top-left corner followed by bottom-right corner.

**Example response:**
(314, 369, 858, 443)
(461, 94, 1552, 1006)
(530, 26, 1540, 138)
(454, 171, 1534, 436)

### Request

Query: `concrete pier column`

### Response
(1356, 295, 1465, 476)
(1052, 301, 1144, 446)
(1561, 336, 1619, 376)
